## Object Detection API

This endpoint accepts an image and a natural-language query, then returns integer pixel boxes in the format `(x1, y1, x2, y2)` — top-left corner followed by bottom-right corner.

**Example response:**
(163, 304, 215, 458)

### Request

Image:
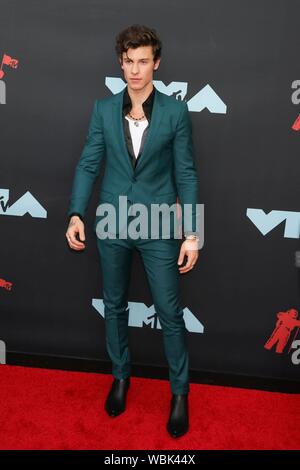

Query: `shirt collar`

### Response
(122, 85, 155, 118)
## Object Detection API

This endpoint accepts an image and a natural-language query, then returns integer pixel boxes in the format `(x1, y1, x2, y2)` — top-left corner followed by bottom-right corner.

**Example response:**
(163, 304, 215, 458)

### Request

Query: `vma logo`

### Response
(105, 77, 227, 114)
(0, 53, 19, 104)
(0, 189, 47, 218)
(247, 208, 300, 239)
(92, 299, 204, 333)
(264, 308, 300, 365)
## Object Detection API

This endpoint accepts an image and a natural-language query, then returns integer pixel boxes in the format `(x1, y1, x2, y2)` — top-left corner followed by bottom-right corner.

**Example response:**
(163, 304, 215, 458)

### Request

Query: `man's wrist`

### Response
(69, 213, 83, 222)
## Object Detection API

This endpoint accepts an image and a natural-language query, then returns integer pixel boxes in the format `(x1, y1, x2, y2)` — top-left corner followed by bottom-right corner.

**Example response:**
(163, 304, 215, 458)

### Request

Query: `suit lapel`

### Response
(112, 86, 165, 177)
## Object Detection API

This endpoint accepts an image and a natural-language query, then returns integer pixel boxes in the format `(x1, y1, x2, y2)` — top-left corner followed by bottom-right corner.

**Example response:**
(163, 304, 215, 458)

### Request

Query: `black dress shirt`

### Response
(122, 84, 155, 170)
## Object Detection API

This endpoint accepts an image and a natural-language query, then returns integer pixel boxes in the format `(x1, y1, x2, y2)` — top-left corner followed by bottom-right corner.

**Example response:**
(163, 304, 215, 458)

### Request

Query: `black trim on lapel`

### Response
(112, 85, 165, 177)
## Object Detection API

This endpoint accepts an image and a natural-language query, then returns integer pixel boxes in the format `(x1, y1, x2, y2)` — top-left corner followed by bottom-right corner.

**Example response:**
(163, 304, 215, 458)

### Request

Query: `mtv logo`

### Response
(105, 77, 226, 114)
(247, 208, 300, 239)
(0, 189, 47, 218)
(92, 299, 204, 333)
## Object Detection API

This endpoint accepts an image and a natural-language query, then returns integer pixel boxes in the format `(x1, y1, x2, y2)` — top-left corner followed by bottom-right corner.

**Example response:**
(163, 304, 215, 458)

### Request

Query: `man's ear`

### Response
(119, 57, 123, 70)
(153, 58, 161, 71)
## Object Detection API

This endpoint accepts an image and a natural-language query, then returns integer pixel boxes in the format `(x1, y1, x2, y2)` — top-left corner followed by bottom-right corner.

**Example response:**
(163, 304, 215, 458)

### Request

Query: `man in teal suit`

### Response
(66, 24, 200, 438)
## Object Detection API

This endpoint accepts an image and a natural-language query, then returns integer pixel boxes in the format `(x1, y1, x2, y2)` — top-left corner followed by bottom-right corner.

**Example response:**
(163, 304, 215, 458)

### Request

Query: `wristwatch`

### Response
(184, 234, 200, 241)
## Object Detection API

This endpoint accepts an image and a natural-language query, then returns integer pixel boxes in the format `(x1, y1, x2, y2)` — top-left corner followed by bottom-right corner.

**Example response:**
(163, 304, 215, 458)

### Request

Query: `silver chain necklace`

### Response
(128, 111, 145, 127)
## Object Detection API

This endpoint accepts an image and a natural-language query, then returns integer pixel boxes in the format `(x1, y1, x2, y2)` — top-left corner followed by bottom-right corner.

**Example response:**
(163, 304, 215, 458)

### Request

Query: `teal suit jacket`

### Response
(67, 85, 199, 238)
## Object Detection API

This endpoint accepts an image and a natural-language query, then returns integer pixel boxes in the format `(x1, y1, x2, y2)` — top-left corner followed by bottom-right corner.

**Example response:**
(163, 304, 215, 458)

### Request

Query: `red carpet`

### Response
(0, 364, 299, 450)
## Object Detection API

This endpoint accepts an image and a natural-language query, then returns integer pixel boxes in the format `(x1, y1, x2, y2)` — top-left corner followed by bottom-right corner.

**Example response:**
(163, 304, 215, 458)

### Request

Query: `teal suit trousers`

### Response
(96, 228, 189, 395)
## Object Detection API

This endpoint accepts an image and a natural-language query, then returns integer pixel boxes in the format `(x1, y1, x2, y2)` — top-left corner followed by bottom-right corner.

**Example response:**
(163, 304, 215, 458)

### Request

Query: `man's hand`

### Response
(177, 239, 199, 273)
(66, 216, 86, 251)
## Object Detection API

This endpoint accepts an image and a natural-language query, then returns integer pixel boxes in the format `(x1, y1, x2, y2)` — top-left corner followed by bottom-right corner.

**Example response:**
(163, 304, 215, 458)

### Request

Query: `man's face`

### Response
(119, 45, 160, 90)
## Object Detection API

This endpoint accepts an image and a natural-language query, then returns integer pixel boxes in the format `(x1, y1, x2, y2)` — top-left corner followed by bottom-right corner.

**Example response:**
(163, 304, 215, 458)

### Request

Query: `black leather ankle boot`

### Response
(105, 377, 130, 417)
(166, 393, 189, 438)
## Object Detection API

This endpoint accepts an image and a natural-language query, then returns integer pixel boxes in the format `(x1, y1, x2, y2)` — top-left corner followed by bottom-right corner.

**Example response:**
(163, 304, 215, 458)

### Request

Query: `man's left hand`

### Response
(177, 239, 200, 273)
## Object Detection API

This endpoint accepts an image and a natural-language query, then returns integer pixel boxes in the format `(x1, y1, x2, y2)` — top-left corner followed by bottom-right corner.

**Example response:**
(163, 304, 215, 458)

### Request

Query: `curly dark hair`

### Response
(115, 24, 162, 63)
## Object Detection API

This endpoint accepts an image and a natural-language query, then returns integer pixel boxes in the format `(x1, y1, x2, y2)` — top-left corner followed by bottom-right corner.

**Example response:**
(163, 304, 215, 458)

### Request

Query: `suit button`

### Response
(132, 176, 136, 182)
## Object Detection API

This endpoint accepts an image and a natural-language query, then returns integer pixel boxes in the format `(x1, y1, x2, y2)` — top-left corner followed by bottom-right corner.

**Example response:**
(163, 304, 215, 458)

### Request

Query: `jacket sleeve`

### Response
(173, 100, 200, 237)
(67, 99, 105, 219)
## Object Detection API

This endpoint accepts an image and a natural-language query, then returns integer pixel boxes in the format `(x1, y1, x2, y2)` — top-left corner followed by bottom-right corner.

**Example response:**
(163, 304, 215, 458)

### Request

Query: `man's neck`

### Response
(127, 82, 154, 108)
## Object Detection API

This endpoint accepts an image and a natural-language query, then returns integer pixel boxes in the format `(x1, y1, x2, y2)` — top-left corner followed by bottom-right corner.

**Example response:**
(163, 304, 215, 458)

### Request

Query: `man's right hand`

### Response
(66, 216, 86, 250)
